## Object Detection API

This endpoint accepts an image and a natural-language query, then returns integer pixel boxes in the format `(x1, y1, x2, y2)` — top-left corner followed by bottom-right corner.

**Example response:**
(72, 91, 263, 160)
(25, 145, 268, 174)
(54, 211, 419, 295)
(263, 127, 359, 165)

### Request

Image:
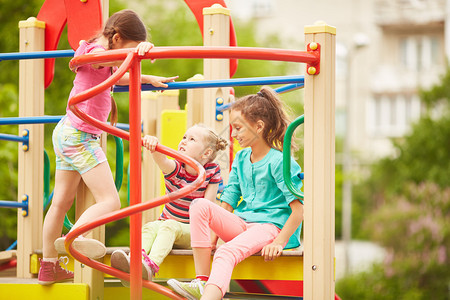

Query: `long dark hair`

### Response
(231, 86, 297, 152)
(88, 9, 148, 126)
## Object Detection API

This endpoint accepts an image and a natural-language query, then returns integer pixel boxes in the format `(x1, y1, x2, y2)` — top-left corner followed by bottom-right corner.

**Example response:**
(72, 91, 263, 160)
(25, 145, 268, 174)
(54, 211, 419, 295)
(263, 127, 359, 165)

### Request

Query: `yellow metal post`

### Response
(141, 90, 180, 224)
(203, 4, 231, 181)
(303, 22, 336, 300)
(17, 17, 45, 279)
(186, 74, 205, 128)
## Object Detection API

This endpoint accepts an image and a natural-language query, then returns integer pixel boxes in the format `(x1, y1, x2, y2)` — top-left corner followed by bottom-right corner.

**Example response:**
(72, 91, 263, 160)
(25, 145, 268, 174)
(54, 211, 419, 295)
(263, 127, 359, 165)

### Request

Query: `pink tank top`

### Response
(66, 41, 116, 135)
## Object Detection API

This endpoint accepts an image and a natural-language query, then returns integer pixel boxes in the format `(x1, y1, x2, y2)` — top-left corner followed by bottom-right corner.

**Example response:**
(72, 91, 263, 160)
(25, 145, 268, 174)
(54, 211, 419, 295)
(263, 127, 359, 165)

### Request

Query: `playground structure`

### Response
(0, 1, 336, 300)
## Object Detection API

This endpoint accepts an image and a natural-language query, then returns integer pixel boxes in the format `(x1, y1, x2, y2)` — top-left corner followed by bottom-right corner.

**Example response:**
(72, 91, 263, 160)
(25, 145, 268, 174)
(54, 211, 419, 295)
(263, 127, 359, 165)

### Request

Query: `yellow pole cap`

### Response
(203, 4, 231, 16)
(304, 21, 336, 35)
(19, 17, 46, 29)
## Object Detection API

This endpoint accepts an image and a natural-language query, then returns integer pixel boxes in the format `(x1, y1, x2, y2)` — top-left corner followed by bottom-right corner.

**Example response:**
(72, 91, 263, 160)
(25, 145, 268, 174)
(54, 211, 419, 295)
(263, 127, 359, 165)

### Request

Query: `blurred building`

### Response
(225, 0, 447, 163)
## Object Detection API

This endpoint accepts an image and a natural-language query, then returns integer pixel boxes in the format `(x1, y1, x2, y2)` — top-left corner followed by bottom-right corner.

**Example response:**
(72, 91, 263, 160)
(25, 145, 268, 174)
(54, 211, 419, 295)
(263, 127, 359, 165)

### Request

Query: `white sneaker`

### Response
(54, 236, 106, 259)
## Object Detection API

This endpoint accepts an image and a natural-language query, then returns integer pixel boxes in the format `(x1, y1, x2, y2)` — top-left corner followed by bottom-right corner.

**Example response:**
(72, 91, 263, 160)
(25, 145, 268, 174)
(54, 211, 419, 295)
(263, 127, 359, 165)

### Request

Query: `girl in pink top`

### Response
(38, 9, 177, 285)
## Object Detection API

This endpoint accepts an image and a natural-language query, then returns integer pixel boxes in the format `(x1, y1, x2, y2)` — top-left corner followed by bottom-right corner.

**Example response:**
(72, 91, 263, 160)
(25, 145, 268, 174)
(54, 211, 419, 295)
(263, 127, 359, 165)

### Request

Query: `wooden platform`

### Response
(0, 250, 16, 264)
(29, 246, 304, 280)
(0, 247, 304, 299)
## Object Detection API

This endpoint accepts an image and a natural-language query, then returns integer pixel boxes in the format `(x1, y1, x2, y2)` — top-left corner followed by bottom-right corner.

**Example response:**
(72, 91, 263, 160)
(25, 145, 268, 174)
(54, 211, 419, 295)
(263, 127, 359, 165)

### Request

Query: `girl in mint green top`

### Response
(167, 86, 304, 300)
(221, 146, 302, 249)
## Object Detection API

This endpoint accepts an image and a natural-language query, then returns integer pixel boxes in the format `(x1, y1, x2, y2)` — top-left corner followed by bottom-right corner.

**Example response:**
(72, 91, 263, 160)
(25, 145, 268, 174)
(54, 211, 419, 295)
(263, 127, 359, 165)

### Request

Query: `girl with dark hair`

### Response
(38, 9, 177, 285)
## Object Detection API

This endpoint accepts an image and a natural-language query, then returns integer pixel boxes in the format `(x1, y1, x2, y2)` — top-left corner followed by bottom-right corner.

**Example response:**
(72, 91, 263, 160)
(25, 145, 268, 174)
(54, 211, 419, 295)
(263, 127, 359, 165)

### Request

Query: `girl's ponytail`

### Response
(109, 69, 118, 126)
(110, 96, 118, 126)
(258, 87, 287, 151)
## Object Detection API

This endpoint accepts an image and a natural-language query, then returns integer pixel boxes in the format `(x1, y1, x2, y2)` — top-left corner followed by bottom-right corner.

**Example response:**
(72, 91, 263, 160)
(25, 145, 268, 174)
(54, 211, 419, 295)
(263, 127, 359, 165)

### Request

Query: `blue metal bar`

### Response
(216, 81, 304, 113)
(275, 82, 304, 94)
(0, 116, 132, 131)
(0, 200, 28, 209)
(0, 50, 75, 62)
(114, 75, 304, 92)
(0, 115, 63, 125)
(116, 123, 131, 131)
(0, 133, 28, 143)
(0, 78, 303, 128)
(6, 240, 17, 251)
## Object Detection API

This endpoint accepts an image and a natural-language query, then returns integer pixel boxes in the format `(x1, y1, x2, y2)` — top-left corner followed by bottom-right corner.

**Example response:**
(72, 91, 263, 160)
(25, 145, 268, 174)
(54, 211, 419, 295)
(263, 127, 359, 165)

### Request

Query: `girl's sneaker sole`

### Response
(54, 237, 106, 259)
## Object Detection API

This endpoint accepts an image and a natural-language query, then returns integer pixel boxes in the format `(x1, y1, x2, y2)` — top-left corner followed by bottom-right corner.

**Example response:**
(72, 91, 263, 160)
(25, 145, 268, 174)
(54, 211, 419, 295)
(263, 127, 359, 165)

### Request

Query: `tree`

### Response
(337, 64, 450, 299)
(337, 182, 450, 300)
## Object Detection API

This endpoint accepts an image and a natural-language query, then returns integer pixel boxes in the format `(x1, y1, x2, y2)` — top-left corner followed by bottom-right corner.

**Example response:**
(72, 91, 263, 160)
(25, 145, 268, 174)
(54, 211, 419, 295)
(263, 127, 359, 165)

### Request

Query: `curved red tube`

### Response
(69, 46, 319, 70)
(66, 50, 205, 300)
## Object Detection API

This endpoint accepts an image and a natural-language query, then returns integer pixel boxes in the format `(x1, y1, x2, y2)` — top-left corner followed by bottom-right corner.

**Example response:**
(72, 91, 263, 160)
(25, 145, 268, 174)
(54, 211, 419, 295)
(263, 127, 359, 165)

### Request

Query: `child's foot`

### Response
(111, 249, 158, 287)
(141, 249, 159, 276)
(54, 236, 106, 259)
(38, 257, 74, 285)
(167, 278, 206, 300)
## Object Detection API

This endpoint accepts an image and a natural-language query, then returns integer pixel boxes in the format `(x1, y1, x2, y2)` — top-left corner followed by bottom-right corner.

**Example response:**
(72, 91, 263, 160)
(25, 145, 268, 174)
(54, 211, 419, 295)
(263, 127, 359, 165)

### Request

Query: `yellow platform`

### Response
(0, 247, 303, 299)
(0, 279, 171, 300)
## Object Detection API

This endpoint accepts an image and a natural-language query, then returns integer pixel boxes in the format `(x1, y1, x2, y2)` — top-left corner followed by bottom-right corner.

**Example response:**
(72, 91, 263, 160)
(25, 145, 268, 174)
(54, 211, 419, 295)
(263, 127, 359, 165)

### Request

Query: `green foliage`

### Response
(419, 65, 450, 108)
(337, 264, 427, 300)
(340, 56, 450, 299)
(351, 114, 450, 241)
(0, 0, 44, 249)
(338, 182, 450, 299)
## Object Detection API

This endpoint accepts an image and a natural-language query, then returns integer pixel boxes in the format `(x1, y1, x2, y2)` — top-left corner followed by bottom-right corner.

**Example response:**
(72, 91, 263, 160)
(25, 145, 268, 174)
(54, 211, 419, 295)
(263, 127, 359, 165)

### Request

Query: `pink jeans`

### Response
(190, 198, 281, 295)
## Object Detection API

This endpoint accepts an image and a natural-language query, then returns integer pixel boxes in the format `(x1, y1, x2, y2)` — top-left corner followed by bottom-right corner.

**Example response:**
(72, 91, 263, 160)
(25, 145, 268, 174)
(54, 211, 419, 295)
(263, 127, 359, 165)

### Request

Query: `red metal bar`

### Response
(129, 55, 142, 300)
(0, 259, 17, 272)
(69, 46, 320, 70)
(66, 50, 203, 300)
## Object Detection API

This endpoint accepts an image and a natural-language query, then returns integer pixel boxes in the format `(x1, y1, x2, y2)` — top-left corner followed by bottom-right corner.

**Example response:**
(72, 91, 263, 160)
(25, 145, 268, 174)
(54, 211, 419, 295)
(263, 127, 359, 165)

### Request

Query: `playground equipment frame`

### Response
(6, 4, 336, 300)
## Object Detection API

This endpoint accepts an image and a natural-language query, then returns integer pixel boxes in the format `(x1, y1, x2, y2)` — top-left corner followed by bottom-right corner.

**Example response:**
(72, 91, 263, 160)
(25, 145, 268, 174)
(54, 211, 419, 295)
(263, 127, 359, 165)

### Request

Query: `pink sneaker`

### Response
(38, 257, 74, 285)
(54, 236, 106, 259)
(142, 249, 159, 275)
(110, 249, 159, 287)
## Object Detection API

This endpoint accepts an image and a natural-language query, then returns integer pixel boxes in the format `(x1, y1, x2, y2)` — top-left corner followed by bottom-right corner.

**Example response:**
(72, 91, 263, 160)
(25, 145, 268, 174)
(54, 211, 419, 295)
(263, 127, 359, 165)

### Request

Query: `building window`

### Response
(367, 94, 421, 137)
(399, 35, 441, 71)
(430, 36, 440, 65)
(251, 0, 274, 17)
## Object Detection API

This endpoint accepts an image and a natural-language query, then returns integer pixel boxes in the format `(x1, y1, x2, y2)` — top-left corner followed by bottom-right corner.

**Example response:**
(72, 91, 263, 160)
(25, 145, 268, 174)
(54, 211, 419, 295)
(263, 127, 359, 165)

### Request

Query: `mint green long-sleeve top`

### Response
(221, 147, 303, 249)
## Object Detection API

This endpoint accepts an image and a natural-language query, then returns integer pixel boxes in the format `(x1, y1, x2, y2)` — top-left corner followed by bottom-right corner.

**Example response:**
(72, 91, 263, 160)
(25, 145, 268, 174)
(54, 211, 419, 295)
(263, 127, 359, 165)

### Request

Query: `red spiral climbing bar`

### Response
(65, 45, 320, 300)
(66, 50, 205, 300)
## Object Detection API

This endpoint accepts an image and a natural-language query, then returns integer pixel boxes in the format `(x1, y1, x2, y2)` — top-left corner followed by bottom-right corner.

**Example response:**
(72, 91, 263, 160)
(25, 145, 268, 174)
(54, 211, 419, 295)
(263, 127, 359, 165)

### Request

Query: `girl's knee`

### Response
(190, 198, 210, 215)
(110, 198, 121, 211)
(214, 246, 239, 265)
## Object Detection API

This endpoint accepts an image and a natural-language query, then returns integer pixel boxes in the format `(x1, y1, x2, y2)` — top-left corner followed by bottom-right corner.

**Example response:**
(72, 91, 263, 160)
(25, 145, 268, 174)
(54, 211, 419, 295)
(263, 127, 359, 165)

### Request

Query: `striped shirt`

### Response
(160, 160, 222, 223)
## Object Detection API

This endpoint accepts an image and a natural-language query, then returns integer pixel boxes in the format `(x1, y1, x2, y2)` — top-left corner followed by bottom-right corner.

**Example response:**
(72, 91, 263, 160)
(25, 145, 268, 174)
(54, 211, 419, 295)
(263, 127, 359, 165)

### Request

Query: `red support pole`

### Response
(128, 55, 142, 300)
(66, 50, 201, 299)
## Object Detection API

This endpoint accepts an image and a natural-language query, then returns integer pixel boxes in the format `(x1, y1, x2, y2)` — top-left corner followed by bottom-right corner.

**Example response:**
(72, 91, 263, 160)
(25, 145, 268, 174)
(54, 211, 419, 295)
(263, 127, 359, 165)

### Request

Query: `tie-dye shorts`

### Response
(52, 116, 106, 174)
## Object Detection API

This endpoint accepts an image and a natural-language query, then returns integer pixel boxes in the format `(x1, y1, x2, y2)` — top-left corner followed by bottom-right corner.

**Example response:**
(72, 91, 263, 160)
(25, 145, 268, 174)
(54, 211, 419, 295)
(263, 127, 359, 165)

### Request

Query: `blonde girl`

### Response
(111, 124, 228, 285)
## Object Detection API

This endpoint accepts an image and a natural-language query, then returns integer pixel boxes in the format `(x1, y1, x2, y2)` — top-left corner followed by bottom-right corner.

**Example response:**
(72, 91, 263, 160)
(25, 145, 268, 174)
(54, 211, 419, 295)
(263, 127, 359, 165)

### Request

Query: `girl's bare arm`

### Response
(261, 199, 303, 261)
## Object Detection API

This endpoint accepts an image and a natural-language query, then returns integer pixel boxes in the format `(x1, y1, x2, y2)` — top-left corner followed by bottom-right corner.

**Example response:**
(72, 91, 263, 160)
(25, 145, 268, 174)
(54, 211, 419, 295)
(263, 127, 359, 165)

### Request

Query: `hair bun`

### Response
(216, 137, 228, 151)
